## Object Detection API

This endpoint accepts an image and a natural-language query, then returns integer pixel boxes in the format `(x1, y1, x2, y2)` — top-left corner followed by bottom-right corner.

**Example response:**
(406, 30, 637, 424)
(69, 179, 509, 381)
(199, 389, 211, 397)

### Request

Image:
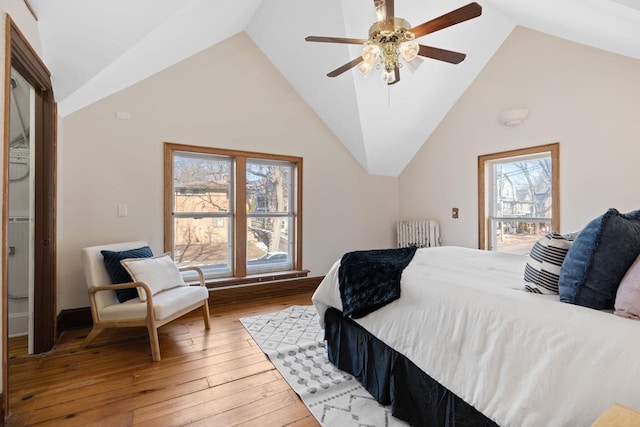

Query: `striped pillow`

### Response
(524, 232, 577, 294)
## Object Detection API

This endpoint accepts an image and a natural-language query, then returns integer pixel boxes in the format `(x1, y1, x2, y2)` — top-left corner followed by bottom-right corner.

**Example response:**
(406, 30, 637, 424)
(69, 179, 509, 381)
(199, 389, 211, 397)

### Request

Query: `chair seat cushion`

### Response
(99, 285, 208, 321)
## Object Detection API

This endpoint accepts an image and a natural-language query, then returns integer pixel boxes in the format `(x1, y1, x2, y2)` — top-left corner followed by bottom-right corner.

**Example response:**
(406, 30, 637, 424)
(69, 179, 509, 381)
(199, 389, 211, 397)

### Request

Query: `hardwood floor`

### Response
(6, 292, 321, 426)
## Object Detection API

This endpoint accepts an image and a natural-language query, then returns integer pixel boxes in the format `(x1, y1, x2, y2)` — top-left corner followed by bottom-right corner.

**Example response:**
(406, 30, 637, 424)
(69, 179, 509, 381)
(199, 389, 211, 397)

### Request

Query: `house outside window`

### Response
(478, 143, 560, 254)
(165, 143, 304, 285)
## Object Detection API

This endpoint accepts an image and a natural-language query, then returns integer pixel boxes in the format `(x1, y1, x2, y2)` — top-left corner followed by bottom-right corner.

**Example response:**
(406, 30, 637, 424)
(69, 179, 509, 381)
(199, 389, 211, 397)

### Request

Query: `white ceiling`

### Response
(28, 0, 640, 176)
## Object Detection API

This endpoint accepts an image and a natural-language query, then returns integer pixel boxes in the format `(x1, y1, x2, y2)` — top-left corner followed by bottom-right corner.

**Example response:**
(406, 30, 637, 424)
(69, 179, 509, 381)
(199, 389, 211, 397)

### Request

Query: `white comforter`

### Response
(312, 246, 640, 427)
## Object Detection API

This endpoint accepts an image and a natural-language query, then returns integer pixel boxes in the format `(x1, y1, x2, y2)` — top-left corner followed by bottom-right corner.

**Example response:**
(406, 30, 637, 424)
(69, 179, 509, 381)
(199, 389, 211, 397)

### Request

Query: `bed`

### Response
(312, 246, 640, 427)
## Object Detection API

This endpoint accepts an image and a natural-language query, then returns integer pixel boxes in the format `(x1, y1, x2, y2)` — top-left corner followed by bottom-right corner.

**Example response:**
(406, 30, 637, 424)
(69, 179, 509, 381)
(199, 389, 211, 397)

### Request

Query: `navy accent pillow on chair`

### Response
(558, 209, 640, 309)
(101, 246, 153, 302)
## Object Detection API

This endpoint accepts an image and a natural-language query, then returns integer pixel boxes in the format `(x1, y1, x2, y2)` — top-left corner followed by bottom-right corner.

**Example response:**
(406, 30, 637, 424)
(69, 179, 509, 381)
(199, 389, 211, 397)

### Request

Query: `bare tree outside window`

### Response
(492, 157, 553, 253)
(246, 160, 293, 272)
(172, 153, 232, 270)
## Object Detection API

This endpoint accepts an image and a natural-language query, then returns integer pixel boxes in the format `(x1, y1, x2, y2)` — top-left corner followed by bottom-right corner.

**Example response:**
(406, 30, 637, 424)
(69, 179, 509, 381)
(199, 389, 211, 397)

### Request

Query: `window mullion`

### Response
(235, 157, 247, 278)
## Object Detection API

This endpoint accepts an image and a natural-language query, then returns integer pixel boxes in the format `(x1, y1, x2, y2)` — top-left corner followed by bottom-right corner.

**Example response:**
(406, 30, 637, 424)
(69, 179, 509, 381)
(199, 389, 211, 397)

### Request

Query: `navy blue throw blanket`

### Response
(338, 246, 418, 319)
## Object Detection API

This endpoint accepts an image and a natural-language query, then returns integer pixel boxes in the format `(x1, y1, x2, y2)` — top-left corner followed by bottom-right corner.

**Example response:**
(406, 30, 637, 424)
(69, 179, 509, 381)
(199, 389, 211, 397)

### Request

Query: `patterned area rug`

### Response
(240, 305, 408, 427)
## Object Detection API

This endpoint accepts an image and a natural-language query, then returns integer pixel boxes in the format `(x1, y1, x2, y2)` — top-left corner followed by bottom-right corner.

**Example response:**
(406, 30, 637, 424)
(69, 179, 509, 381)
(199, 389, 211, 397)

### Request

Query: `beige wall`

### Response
(0, 3, 42, 58)
(399, 26, 640, 248)
(58, 32, 399, 310)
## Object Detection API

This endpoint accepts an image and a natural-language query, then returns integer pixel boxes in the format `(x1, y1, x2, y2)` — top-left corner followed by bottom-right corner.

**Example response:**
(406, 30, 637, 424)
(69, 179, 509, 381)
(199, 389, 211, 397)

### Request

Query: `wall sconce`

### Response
(499, 109, 529, 126)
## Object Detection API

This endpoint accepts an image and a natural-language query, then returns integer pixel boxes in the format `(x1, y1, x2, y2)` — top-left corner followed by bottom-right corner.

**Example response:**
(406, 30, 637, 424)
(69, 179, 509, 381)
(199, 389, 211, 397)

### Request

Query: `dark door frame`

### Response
(2, 16, 57, 419)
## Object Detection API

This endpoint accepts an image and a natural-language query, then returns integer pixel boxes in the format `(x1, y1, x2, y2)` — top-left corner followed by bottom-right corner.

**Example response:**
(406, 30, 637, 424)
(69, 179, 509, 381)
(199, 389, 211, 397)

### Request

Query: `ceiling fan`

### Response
(305, 1, 482, 85)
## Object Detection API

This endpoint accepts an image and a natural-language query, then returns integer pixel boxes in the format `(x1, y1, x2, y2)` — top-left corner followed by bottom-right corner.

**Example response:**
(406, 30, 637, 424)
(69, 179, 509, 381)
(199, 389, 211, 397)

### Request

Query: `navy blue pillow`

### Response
(101, 246, 153, 302)
(558, 209, 640, 309)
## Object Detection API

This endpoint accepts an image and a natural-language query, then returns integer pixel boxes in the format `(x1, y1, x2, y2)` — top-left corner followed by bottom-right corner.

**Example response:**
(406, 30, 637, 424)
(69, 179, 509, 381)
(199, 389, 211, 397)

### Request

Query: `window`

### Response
(164, 143, 304, 285)
(478, 143, 559, 254)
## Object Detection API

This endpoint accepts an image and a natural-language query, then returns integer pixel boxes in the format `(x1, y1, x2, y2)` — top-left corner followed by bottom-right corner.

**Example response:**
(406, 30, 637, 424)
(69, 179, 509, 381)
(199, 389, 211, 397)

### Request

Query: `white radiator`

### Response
(397, 220, 441, 248)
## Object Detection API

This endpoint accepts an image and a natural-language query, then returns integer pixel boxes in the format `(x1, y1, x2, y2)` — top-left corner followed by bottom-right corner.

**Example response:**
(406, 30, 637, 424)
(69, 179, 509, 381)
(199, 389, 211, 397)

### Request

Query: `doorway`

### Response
(7, 68, 34, 351)
(3, 16, 57, 419)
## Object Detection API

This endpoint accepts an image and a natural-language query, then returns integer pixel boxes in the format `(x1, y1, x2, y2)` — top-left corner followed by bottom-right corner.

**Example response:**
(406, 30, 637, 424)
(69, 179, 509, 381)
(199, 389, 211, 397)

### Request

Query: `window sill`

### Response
(203, 270, 310, 289)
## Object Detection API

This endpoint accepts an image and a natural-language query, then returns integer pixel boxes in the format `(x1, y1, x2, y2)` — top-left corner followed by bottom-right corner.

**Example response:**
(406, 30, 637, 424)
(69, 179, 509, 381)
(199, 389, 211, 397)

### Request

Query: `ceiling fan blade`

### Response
(305, 36, 367, 45)
(327, 57, 363, 77)
(410, 2, 482, 39)
(418, 44, 466, 64)
(373, 0, 394, 23)
(386, 0, 394, 21)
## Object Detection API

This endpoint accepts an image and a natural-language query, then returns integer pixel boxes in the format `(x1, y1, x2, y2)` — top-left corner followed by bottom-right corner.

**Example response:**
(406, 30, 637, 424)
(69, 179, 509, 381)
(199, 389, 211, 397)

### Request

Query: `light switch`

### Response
(452, 207, 459, 219)
(118, 204, 128, 217)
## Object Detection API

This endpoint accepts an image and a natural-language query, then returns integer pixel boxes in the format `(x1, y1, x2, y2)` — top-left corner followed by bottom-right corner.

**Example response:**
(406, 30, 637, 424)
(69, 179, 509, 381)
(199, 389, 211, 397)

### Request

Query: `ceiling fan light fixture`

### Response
(405, 56, 423, 73)
(380, 67, 396, 84)
(357, 60, 375, 76)
(399, 40, 419, 62)
(374, 0, 385, 22)
(361, 43, 381, 63)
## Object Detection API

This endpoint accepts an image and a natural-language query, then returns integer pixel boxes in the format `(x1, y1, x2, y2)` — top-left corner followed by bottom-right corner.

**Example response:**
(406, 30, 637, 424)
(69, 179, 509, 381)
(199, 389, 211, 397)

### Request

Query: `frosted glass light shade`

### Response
(362, 44, 380, 63)
(357, 60, 374, 76)
(406, 56, 423, 73)
(400, 40, 419, 61)
(380, 68, 396, 84)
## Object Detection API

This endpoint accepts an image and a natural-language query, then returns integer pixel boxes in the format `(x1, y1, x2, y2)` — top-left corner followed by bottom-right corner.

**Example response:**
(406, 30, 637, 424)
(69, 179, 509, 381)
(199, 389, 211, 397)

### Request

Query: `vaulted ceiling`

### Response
(28, 0, 640, 176)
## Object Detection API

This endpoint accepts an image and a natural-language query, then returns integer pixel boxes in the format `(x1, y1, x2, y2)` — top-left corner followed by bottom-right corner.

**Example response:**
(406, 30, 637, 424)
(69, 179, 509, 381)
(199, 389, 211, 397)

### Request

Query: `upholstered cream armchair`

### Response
(81, 241, 211, 361)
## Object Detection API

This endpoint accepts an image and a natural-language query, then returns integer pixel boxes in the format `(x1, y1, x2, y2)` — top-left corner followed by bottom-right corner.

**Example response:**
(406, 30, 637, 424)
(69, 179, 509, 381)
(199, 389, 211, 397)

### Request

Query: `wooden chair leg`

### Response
(82, 327, 104, 347)
(147, 322, 161, 362)
(202, 299, 211, 330)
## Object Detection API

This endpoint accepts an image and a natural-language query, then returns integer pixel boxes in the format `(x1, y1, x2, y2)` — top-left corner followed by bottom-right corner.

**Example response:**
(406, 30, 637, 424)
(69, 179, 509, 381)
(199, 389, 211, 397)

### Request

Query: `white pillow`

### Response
(120, 253, 186, 301)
